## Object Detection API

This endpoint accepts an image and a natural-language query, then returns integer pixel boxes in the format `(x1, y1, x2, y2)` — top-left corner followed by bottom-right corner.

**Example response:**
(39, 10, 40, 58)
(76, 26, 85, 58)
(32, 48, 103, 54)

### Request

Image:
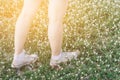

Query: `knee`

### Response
(49, 18, 62, 26)
(48, 12, 63, 25)
(21, 9, 35, 18)
(48, 0, 67, 24)
(21, 1, 40, 18)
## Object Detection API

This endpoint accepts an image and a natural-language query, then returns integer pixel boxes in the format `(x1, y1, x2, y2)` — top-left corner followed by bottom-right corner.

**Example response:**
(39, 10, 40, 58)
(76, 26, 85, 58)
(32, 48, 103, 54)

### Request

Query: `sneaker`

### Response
(11, 50, 38, 69)
(50, 50, 80, 68)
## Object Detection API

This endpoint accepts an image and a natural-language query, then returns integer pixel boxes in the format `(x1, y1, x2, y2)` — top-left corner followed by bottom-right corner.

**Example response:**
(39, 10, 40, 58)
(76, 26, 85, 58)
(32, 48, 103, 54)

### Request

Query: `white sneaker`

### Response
(11, 50, 38, 69)
(50, 50, 80, 68)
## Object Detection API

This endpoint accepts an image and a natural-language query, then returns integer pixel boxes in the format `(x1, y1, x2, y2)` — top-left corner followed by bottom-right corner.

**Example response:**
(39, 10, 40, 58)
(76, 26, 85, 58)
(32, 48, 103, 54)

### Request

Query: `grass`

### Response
(0, 0, 120, 80)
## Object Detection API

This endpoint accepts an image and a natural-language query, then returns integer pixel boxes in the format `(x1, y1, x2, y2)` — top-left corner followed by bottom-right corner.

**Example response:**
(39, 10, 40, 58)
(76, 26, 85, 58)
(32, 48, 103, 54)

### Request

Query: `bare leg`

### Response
(48, 0, 68, 56)
(11, 0, 41, 71)
(15, 0, 41, 54)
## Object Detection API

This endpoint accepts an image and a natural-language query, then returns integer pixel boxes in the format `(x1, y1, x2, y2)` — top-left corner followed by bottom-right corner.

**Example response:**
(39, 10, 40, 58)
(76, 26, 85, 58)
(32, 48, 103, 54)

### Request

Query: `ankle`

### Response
(51, 53, 61, 60)
(14, 50, 25, 55)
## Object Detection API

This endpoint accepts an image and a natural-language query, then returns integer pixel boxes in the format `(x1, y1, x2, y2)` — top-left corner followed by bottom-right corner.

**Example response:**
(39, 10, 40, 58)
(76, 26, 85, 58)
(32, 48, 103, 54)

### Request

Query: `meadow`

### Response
(0, 0, 120, 80)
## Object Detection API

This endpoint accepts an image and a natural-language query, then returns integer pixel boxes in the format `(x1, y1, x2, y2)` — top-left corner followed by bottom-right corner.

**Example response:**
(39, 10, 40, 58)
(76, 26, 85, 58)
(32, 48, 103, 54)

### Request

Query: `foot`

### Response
(50, 50, 80, 69)
(11, 50, 38, 69)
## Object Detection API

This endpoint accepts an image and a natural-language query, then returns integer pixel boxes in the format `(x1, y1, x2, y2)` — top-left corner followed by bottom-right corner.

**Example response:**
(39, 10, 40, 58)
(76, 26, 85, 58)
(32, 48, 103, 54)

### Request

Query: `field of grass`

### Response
(0, 0, 120, 80)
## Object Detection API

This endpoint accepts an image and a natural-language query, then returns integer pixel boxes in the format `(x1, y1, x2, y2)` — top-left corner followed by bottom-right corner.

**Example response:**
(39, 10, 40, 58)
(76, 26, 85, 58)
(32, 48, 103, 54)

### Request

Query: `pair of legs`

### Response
(12, 0, 79, 69)
(15, 0, 68, 56)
